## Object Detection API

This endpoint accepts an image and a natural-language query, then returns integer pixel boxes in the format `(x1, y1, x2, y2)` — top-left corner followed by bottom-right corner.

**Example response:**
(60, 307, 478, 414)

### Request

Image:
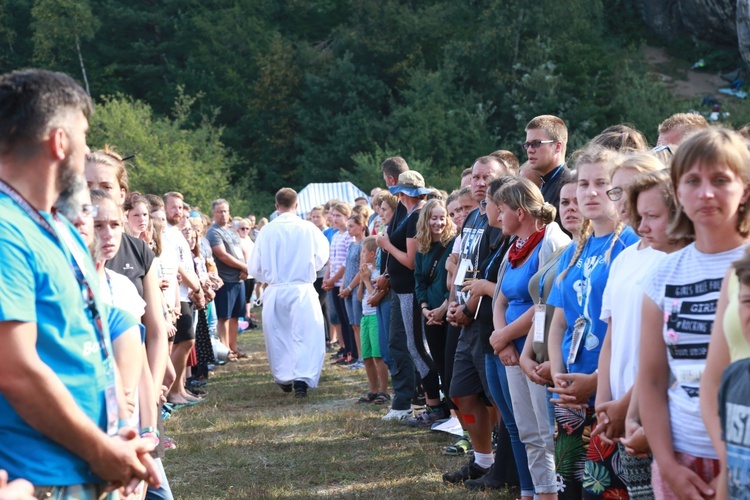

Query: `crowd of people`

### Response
(2, 66, 750, 500)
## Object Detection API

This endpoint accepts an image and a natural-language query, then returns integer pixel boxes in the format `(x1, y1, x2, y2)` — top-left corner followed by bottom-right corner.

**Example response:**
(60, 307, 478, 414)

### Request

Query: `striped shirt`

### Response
(329, 230, 353, 287)
(644, 242, 746, 458)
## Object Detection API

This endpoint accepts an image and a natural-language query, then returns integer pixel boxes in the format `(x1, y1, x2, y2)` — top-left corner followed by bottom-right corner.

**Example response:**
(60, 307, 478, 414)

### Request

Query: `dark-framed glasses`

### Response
(522, 139, 555, 151)
(606, 187, 623, 201)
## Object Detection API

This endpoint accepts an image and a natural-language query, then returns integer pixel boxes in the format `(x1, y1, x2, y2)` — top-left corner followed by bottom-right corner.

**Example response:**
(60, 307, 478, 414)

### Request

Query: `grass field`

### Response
(162, 327, 516, 499)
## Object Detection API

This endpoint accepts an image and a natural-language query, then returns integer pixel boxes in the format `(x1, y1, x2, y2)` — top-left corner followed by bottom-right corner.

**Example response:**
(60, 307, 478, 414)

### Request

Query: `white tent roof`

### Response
(295, 181, 370, 216)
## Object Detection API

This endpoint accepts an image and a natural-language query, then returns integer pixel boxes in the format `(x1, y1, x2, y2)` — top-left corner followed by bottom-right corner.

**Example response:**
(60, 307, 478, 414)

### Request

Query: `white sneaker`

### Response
(381, 408, 413, 421)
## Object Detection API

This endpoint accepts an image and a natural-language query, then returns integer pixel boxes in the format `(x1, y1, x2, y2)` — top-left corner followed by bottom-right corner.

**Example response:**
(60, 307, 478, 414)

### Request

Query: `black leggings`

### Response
(443, 324, 462, 409)
(332, 287, 357, 359)
(422, 319, 447, 401)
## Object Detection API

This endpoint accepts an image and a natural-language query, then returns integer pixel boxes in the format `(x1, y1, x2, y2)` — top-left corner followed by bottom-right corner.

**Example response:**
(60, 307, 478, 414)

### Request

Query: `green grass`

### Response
(163, 328, 516, 499)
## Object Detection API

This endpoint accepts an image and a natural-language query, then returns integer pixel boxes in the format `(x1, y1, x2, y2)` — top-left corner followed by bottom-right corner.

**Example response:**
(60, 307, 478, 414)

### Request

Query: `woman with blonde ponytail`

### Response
(546, 146, 639, 498)
(488, 177, 570, 499)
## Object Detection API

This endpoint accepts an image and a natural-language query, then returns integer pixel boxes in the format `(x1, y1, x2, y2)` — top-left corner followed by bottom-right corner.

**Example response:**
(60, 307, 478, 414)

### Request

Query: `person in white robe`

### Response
(248, 187, 330, 397)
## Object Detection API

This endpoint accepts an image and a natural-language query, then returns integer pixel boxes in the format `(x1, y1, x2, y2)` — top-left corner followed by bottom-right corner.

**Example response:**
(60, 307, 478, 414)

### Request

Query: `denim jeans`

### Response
(485, 354, 534, 497)
(375, 298, 393, 370)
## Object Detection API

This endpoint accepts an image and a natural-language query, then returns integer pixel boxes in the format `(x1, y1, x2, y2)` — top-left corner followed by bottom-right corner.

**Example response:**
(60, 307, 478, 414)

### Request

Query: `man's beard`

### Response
(56, 154, 82, 200)
(167, 213, 181, 226)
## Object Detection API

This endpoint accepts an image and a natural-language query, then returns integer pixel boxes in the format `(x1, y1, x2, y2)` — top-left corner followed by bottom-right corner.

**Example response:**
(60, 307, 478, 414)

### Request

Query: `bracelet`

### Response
(140, 431, 160, 446)
(463, 305, 475, 317)
(421, 305, 429, 310)
(118, 419, 130, 429)
(140, 426, 160, 438)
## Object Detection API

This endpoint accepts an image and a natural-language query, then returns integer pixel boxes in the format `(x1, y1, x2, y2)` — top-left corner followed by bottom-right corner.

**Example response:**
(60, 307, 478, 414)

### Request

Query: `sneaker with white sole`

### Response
(381, 408, 413, 421)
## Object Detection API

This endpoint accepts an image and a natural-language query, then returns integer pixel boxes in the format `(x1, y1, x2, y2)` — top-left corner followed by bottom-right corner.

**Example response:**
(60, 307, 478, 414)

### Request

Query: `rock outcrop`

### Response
(633, 0, 750, 68)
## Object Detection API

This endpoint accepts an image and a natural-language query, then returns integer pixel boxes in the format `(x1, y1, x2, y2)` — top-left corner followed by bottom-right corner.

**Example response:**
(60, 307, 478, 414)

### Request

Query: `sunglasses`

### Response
(522, 139, 555, 151)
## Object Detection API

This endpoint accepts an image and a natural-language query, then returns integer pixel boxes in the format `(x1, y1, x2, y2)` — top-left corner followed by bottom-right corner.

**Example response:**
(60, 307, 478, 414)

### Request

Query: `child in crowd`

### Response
(357, 237, 390, 403)
(323, 203, 355, 364)
(717, 249, 750, 499)
(340, 213, 368, 369)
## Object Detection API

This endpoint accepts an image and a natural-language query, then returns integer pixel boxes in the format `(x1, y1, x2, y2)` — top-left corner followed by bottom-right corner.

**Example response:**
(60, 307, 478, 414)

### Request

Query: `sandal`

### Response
(227, 351, 238, 362)
(373, 392, 391, 405)
(358, 392, 378, 403)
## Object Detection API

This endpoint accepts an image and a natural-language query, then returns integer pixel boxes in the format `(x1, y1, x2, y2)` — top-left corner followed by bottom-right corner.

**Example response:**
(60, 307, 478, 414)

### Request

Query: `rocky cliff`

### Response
(634, 0, 749, 67)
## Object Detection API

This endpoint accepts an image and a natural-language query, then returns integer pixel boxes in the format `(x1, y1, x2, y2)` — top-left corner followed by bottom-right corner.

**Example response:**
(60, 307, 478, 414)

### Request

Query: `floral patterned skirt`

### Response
(555, 406, 629, 499)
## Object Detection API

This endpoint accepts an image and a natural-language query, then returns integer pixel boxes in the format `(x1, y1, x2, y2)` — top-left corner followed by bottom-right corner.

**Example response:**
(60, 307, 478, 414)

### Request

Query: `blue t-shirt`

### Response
(0, 192, 112, 485)
(500, 244, 541, 352)
(547, 227, 638, 402)
(719, 358, 750, 497)
(107, 305, 141, 343)
(323, 227, 337, 243)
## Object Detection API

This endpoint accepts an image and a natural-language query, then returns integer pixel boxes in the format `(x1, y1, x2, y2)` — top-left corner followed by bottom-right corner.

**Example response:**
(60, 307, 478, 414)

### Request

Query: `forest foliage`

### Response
(0, 0, 724, 214)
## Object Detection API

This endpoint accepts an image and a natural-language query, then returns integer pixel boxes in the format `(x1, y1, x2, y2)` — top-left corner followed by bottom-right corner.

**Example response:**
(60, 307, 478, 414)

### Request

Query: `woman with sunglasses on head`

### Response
(639, 128, 750, 499)
(546, 146, 639, 499)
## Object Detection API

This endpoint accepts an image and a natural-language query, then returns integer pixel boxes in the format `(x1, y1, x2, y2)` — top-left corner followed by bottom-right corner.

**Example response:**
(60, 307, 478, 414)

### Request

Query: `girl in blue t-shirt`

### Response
(547, 147, 639, 499)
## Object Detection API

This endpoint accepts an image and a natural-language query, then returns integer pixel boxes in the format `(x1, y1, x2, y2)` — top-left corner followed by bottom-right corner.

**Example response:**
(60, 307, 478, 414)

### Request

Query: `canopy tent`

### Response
(294, 181, 370, 217)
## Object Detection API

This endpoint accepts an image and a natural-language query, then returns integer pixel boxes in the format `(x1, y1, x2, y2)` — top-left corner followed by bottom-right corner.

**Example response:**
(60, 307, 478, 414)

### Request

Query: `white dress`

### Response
(248, 212, 330, 387)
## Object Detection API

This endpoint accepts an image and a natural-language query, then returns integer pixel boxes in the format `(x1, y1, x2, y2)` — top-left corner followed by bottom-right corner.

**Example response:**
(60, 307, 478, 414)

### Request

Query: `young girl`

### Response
(339, 213, 369, 369)
(639, 128, 749, 499)
(357, 237, 390, 403)
(409, 199, 456, 426)
(124, 193, 151, 239)
(547, 147, 639, 498)
(323, 203, 355, 364)
(490, 177, 570, 500)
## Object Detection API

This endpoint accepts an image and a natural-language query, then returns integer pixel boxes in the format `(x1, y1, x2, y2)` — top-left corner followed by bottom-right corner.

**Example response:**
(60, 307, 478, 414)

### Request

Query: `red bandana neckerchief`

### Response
(508, 226, 546, 268)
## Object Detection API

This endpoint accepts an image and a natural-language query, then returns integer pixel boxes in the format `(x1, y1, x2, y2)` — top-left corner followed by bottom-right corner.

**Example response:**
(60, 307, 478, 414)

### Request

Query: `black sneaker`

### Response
(465, 463, 506, 491)
(442, 457, 489, 484)
(277, 382, 293, 393)
(293, 380, 308, 398)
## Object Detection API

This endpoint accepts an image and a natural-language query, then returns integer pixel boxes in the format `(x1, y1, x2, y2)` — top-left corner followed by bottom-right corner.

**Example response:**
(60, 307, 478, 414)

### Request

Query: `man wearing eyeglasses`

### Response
(524, 115, 568, 218)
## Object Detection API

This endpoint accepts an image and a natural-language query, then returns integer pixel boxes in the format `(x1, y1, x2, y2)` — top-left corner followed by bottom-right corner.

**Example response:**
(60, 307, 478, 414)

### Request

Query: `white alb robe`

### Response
(248, 212, 330, 387)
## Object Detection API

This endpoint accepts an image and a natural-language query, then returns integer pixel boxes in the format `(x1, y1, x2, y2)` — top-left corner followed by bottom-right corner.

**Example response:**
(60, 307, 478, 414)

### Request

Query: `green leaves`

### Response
(583, 460, 611, 495)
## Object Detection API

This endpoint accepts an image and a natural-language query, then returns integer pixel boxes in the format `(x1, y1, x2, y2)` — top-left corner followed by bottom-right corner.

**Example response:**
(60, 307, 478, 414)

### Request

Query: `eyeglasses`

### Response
(479, 199, 487, 211)
(81, 204, 98, 217)
(522, 139, 555, 151)
(606, 187, 623, 201)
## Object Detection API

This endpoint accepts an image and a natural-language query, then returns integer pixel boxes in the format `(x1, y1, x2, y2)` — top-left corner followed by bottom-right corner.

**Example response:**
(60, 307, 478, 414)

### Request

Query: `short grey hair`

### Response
(211, 198, 229, 212)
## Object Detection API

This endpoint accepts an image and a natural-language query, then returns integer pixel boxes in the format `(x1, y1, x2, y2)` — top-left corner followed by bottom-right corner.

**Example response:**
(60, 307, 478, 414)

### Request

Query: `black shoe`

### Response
(442, 457, 489, 484)
(465, 463, 506, 491)
(277, 382, 293, 393)
(293, 380, 308, 398)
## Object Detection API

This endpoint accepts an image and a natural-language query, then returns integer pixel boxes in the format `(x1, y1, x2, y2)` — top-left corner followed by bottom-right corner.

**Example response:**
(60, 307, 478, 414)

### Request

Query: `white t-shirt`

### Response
(600, 242, 665, 400)
(451, 235, 462, 255)
(361, 267, 380, 317)
(643, 242, 746, 458)
(163, 225, 194, 302)
(101, 269, 147, 320)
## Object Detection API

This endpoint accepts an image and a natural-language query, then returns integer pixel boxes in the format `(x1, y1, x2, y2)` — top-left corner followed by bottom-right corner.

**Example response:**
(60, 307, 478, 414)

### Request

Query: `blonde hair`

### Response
(86, 145, 130, 193)
(668, 127, 750, 241)
(415, 199, 455, 253)
(526, 115, 568, 146)
(493, 177, 556, 225)
(559, 146, 627, 281)
(361, 235, 378, 253)
(331, 202, 352, 218)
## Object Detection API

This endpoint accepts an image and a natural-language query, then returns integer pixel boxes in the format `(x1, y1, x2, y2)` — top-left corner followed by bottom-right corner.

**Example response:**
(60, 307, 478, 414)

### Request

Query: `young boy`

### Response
(718, 252, 750, 498)
(356, 237, 390, 404)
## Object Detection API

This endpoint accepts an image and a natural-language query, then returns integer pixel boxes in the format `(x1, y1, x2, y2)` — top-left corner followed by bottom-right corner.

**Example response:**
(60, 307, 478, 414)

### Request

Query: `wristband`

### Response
(462, 305, 475, 317)
(421, 305, 429, 310)
(140, 426, 160, 438)
(118, 419, 130, 429)
(140, 431, 160, 447)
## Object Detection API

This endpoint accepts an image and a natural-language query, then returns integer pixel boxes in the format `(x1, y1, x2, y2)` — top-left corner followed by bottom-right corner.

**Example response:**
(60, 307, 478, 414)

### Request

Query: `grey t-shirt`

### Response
(206, 223, 244, 283)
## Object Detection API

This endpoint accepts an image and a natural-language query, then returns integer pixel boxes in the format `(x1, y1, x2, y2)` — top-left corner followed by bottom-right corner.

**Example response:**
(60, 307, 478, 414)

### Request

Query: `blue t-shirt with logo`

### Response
(547, 227, 638, 403)
(0, 192, 112, 485)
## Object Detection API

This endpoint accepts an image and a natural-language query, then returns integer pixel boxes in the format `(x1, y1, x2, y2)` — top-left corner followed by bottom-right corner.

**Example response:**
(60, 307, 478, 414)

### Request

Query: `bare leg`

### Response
(227, 317, 239, 353)
(329, 323, 340, 344)
(217, 318, 230, 348)
(363, 358, 378, 394)
(454, 394, 493, 454)
(352, 324, 362, 359)
(375, 358, 389, 393)
(168, 340, 199, 404)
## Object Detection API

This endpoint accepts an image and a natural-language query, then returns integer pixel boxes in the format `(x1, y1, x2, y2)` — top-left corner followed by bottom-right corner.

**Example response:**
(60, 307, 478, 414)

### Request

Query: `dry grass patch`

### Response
(164, 329, 515, 499)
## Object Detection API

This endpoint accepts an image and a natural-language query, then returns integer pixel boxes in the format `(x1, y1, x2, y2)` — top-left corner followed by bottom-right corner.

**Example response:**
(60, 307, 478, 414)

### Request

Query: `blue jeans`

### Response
(389, 291, 415, 410)
(375, 298, 393, 370)
(485, 354, 534, 497)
